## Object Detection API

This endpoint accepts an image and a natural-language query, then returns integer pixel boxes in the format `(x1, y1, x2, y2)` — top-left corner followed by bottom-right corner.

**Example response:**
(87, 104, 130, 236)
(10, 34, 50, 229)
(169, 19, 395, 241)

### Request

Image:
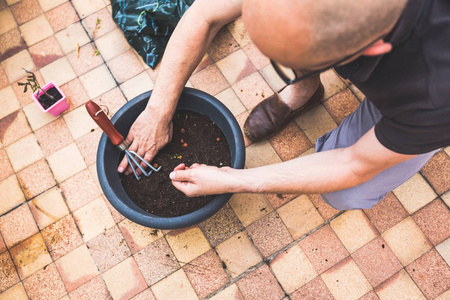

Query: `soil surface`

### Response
(120, 111, 231, 217)
(37, 87, 62, 109)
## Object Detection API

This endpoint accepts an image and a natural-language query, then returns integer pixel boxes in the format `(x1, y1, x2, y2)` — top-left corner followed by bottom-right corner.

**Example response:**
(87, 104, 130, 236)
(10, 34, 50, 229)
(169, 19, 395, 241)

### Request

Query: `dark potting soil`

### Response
(38, 87, 62, 110)
(120, 111, 232, 218)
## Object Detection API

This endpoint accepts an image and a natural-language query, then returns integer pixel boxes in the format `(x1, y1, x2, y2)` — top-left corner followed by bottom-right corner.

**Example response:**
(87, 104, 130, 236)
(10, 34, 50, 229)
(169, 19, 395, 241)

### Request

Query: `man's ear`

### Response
(361, 39, 392, 56)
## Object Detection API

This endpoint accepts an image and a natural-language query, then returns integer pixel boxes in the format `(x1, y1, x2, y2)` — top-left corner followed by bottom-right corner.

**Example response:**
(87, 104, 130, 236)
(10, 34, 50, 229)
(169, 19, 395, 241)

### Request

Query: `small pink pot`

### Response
(32, 81, 69, 117)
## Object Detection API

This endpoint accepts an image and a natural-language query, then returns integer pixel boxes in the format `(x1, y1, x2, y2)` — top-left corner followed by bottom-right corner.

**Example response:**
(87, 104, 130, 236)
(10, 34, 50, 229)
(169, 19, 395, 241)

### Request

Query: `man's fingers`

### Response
(118, 155, 129, 173)
(169, 168, 192, 182)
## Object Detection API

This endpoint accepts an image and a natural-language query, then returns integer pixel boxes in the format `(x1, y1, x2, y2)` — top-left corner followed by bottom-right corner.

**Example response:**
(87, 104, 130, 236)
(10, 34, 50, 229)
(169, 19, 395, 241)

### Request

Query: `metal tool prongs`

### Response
(85, 100, 161, 180)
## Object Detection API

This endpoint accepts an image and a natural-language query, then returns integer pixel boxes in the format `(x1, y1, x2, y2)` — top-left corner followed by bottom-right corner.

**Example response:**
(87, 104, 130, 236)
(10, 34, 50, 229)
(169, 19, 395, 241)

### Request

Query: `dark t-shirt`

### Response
(334, 0, 450, 155)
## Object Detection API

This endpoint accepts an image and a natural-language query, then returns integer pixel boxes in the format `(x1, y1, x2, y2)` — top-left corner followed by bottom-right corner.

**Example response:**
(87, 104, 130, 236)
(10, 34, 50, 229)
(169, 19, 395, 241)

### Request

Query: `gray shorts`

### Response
(315, 98, 439, 210)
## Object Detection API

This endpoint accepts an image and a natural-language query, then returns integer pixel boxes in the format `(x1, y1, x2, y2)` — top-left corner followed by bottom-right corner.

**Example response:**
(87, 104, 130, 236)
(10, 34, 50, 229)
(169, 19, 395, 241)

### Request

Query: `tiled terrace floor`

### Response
(1, 0, 450, 299)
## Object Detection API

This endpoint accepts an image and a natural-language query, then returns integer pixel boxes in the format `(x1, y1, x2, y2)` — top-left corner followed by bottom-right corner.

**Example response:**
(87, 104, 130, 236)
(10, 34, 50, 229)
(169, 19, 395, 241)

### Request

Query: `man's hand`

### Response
(170, 163, 237, 196)
(118, 109, 173, 175)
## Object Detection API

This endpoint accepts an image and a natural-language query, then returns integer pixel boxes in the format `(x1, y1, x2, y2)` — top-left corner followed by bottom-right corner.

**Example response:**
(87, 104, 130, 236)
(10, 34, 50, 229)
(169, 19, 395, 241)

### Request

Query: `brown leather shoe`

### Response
(244, 83, 325, 141)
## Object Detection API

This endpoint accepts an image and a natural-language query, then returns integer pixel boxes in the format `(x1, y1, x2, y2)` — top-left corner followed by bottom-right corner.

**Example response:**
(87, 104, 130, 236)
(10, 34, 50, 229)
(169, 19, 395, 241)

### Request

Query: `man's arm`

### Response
(170, 127, 417, 196)
(118, 0, 243, 174)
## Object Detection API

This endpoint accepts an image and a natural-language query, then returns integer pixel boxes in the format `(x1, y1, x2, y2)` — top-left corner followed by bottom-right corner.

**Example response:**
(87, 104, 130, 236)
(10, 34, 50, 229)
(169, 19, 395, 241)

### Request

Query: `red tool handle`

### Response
(85, 100, 124, 146)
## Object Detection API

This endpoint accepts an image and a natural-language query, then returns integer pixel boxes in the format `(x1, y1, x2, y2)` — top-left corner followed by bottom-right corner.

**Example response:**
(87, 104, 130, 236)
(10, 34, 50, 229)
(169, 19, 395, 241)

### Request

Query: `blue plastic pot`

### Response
(97, 88, 245, 229)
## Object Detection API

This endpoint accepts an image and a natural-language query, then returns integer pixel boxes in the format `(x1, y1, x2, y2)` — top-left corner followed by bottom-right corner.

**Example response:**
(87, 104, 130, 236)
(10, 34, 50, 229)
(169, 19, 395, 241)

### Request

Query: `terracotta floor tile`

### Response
(92, 86, 127, 116)
(22, 263, 66, 300)
(73, 197, 115, 241)
(183, 249, 229, 299)
(10, 233, 52, 279)
(269, 122, 312, 161)
(405, 249, 450, 299)
(6, 133, 43, 172)
(118, 219, 163, 254)
(189, 64, 229, 97)
(39, 56, 76, 86)
(226, 17, 251, 48)
(63, 105, 98, 140)
(60, 78, 90, 111)
(232, 72, 274, 110)
(374, 269, 426, 300)
(29, 186, 69, 229)
(323, 89, 360, 125)
(68, 275, 111, 300)
(0, 204, 38, 248)
(278, 195, 324, 240)
(29, 36, 64, 69)
(215, 87, 246, 116)
(242, 42, 270, 70)
(95, 28, 130, 61)
(41, 214, 83, 260)
(198, 204, 243, 247)
(382, 217, 431, 266)
(166, 226, 211, 265)
(0, 149, 14, 182)
(0, 110, 32, 147)
(436, 238, 450, 266)
(54, 22, 90, 55)
(0, 9, 17, 37)
(364, 192, 408, 233)
(87, 225, 131, 272)
(76, 127, 102, 166)
(352, 236, 402, 287)
(216, 49, 257, 85)
(296, 104, 337, 145)
(436, 289, 450, 300)
(120, 71, 153, 100)
(0, 251, 20, 293)
(209, 284, 243, 300)
(412, 199, 450, 246)
(37, 0, 66, 12)
(393, 173, 437, 214)
(47, 143, 86, 182)
(45, 2, 79, 32)
(359, 291, 379, 300)
(321, 257, 371, 300)
(260, 64, 287, 93)
(55, 245, 98, 292)
(19, 15, 53, 47)
(0, 283, 29, 300)
(234, 111, 253, 147)
(83, 7, 117, 39)
(245, 140, 282, 168)
(290, 276, 334, 300)
(131, 288, 156, 300)
(246, 211, 293, 258)
(207, 27, 239, 62)
(71, 0, 106, 19)
(308, 194, 340, 221)
(59, 169, 100, 211)
(12, 71, 38, 107)
(330, 210, 378, 253)
(108, 49, 144, 83)
(270, 244, 317, 294)
(236, 264, 285, 300)
(22, 101, 57, 131)
(299, 225, 349, 274)
(193, 53, 213, 75)
(1, 50, 36, 83)
(134, 237, 180, 285)
(11, 0, 42, 25)
(320, 70, 348, 101)
(79, 64, 117, 99)
(0, 65, 9, 90)
(0, 86, 20, 120)
(35, 118, 73, 156)
(67, 43, 104, 77)
(421, 151, 450, 195)
(229, 193, 272, 227)
(264, 193, 298, 210)
(0, 175, 25, 216)
(216, 231, 262, 278)
(151, 269, 198, 300)
(103, 257, 147, 299)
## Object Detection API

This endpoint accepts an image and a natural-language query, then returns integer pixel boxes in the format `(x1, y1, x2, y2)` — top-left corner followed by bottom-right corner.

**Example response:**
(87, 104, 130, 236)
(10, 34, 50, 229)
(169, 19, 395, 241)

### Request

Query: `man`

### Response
(120, 0, 450, 210)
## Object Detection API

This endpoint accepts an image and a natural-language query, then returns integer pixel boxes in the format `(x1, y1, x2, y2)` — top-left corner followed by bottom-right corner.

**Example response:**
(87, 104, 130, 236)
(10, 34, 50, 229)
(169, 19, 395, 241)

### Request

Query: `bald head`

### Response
(243, 0, 408, 69)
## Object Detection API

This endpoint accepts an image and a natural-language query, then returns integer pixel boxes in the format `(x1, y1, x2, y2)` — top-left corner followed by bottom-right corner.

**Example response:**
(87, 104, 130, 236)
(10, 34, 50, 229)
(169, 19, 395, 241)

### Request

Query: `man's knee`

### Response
(320, 192, 386, 210)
